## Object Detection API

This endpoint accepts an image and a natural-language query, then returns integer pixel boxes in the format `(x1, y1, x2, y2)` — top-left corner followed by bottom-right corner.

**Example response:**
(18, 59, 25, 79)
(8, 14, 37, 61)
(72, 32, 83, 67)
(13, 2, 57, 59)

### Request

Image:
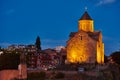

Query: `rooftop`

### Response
(79, 11, 92, 20)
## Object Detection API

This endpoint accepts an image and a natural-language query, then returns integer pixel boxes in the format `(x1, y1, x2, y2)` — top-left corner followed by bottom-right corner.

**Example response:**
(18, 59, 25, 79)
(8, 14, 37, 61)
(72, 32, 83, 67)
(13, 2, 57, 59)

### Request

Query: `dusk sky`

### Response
(0, 0, 120, 55)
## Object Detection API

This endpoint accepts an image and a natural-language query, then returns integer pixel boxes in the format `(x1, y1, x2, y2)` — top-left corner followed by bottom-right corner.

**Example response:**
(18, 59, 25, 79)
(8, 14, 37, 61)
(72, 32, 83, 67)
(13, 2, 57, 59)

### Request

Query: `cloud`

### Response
(0, 39, 66, 49)
(41, 39, 66, 49)
(96, 0, 116, 6)
(0, 43, 11, 48)
(105, 41, 120, 55)
(103, 36, 120, 55)
(41, 45, 55, 49)
(42, 39, 65, 43)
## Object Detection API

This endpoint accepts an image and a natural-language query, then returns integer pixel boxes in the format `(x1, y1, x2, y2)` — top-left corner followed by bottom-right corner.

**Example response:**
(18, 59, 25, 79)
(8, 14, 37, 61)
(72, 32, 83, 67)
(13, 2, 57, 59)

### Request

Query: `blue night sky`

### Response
(0, 0, 120, 55)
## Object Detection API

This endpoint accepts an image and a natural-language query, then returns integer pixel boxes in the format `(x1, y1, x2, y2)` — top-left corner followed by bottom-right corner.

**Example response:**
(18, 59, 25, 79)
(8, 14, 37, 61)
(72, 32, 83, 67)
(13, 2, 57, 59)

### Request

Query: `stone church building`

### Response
(67, 11, 104, 64)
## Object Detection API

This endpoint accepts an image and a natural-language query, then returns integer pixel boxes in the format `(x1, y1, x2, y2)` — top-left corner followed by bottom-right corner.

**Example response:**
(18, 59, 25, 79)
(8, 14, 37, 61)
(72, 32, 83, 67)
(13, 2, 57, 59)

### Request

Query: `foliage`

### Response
(110, 51, 120, 64)
(35, 36, 41, 51)
(27, 71, 46, 80)
(0, 52, 20, 70)
(54, 72, 65, 79)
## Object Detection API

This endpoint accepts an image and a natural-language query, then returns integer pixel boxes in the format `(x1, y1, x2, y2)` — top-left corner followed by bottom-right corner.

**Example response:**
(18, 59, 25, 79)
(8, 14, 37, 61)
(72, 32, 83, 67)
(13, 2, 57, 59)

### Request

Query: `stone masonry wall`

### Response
(0, 70, 19, 80)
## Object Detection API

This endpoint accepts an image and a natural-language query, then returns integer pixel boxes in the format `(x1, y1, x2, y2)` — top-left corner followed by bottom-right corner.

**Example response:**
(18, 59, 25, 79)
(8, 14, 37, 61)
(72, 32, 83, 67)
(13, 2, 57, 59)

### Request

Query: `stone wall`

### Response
(67, 31, 96, 63)
(0, 64, 27, 80)
(0, 70, 19, 80)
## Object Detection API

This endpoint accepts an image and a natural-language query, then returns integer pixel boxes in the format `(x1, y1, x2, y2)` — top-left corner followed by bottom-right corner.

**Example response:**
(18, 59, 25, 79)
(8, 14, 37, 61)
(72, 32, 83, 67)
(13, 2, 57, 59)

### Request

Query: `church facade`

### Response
(67, 11, 104, 64)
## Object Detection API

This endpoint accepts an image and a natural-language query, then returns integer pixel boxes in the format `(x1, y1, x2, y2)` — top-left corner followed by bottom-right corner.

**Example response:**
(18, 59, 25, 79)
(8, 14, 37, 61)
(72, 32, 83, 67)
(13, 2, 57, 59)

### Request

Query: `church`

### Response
(66, 11, 104, 64)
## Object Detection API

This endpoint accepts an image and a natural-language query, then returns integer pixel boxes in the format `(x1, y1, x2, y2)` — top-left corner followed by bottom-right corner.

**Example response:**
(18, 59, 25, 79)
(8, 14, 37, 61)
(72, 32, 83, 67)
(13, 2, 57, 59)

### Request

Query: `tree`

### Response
(35, 36, 41, 51)
(110, 51, 120, 64)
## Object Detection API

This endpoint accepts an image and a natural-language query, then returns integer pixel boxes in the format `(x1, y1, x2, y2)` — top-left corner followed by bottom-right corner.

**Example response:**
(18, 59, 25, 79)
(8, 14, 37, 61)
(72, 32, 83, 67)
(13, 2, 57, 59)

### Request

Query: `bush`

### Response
(54, 72, 65, 79)
(27, 71, 46, 80)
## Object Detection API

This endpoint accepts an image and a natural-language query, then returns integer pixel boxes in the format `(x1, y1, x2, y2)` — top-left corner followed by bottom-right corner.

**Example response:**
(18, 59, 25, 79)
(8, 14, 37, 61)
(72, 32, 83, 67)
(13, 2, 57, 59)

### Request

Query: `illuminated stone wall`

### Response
(0, 70, 19, 80)
(96, 33, 104, 64)
(0, 64, 27, 80)
(67, 31, 96, 63)
(78, 20, 94, 32)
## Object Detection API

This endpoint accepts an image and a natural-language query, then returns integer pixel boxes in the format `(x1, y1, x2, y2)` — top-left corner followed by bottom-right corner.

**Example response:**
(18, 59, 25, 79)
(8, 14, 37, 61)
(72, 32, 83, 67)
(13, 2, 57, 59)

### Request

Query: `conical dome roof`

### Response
(79, 11, 92, 20)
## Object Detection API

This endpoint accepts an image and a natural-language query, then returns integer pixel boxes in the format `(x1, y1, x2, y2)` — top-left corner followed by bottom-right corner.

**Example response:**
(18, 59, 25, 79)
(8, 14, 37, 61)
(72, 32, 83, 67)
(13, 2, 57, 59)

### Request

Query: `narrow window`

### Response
(80, 36, 82, 40)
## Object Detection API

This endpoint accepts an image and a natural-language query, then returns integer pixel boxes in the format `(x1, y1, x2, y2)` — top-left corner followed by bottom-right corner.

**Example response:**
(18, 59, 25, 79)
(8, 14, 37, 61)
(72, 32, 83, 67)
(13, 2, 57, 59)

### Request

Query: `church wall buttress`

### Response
(102, 43, 104, 63)
(97, 41, 104, 64)
(97, 42, 100, 63)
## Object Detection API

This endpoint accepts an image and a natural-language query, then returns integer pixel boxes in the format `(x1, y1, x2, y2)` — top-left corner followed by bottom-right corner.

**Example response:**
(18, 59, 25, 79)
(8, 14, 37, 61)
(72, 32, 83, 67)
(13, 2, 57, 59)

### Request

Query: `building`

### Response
(25, 45, 38, 68)
(37, 48, 59, 69)
(59, 47, 67, 64)
(67, 11, 104, 64)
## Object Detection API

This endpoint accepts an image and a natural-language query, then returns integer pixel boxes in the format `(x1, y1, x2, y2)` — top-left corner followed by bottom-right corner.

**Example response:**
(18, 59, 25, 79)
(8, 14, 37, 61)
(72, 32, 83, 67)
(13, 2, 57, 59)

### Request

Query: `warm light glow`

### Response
(67, 33, 96, 63)
(96, 40, 104, 64)
(78, 20, 94, 32)
(67, 11, 104, 64)
(69, 50, 77, 62)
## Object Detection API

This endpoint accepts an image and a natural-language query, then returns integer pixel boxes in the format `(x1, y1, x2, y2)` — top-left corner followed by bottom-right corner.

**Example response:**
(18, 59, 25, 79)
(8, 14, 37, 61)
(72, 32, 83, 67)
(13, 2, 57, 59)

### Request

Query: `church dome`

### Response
(79, 11, 92, 20)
